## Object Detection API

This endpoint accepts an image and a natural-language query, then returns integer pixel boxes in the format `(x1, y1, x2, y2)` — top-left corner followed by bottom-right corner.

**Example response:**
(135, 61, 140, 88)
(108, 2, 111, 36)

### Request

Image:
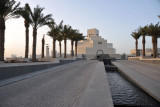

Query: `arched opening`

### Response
(96, 50, 104, 59)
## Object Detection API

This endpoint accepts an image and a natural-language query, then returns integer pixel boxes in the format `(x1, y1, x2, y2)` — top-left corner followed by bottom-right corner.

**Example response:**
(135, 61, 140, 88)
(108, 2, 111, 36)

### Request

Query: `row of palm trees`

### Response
(0, 0, 84, 62)
(47, 20, 84, 59)
(131, 22, 160, 58)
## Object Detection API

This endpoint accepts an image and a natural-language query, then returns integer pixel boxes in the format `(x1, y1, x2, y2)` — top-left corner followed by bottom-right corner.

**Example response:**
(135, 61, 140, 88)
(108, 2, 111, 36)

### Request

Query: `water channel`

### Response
(103, 60, 160, 107)
(107, 72, 160, 107)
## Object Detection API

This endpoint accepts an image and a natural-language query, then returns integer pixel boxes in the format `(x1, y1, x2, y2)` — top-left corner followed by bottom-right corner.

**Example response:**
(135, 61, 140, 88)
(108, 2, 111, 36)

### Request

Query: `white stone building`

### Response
(77, 28, 118, 59)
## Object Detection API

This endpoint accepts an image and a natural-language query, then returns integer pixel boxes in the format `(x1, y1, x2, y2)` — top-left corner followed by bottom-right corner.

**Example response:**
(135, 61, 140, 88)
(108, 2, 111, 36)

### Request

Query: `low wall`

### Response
(128, 57, 140, 61)
(109, 54, 121, 59)
(140, 59, 160, 65)
(128, 57, 160, 65)
(0, 59, 81, 80)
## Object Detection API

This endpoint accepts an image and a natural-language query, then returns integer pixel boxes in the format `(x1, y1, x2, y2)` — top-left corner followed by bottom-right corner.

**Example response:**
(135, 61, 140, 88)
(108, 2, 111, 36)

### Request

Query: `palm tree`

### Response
(47, 21, 58, 58)
(139, 25, 148, 57)
(15, 3, 31, 58)
(131, 31, 140, 57)
(74, 33, 84, 57)
(56, 21, 63, 57)
(41, 35, 45, 58)
(0, 0, 20, 61)
(27, 5, 52, 62)
(68, 29, 78, 57)
(61, 25, 71, 58)
(147, 23, 160, 58)
(47, 21, 63, 58)
(57, 34, 63, 57)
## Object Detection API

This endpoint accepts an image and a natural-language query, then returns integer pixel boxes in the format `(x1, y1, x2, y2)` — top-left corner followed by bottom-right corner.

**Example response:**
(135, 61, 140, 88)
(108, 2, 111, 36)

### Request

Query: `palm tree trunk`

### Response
(75, 41, 77, 57)
(155, 37, 157, 58)
(71, 40, 74, 57)
(59, 41, 62, 57)
(152, 36, 156, 58)
(142, 35, 145, 57)
(32, 27, 37, 62)
(136, 39, 138, 57)
(25, 21, 29, 58)
(41, 37, 45, 58)
(52, 38, 56, 58)
(64, 38, 67, 58)
(0, 18, 5, 61)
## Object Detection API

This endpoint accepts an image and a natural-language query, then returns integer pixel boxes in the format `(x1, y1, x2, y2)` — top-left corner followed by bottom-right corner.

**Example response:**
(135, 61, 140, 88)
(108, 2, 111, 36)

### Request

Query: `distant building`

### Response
(77, 28, 119, 59)
(36, 55, 41, 59)
(11, 54, 17, 58)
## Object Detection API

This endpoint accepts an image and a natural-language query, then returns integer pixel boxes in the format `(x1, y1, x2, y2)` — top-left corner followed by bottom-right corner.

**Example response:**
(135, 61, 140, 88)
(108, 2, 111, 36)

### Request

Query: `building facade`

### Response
(77, 28, 117, 59)
(130, 48, 160, 56)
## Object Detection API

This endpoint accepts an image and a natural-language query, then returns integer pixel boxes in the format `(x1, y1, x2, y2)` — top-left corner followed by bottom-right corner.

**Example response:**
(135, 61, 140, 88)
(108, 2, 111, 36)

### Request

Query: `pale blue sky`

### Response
(5, 0, 160, 58)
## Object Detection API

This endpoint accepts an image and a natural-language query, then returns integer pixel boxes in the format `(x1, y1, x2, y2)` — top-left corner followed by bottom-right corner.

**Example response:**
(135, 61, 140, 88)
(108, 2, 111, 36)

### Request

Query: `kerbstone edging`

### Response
(78, 62, 114, 107)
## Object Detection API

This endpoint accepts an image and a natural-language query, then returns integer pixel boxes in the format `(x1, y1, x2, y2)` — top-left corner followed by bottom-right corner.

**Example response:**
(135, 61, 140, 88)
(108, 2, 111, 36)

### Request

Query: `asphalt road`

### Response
(0, 60, 98, 107)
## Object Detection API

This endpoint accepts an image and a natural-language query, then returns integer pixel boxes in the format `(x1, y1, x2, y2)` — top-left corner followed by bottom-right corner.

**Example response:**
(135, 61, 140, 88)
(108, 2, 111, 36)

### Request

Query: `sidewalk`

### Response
(112, 60, 160, 102)
(78, 62, 114, 107)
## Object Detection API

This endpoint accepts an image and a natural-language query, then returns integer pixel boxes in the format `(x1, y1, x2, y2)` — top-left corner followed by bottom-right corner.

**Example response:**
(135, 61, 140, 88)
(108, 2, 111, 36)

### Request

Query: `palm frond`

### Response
(131, 31, 140, 40)
(14, 3, 32, 23)
(0, 0, 20, 20)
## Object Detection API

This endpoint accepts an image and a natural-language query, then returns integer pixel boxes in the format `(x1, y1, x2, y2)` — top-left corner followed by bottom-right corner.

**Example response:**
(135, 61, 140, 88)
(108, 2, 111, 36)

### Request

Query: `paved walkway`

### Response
(0, 60, 113, 107)
(112, 60, 160, 102)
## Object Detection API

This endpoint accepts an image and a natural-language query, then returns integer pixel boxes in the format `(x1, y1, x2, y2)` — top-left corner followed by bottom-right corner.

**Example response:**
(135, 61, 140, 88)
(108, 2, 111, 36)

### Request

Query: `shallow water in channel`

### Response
(107, 72, 160, 107)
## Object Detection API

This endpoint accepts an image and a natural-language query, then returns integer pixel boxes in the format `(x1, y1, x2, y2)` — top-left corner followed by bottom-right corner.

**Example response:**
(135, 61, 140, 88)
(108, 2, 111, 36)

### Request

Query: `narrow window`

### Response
(98, 42, 102, 44)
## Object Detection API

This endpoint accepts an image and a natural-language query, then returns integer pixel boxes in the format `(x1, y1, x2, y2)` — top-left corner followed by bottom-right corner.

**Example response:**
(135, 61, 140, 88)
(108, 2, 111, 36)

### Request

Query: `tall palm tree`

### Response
(139, 25, 148, 57)
(57, 34, 63, 57)
(27, 5, 52, 62)
(61, 25, 71, 58)
(15, 3, 31, 58)
(47, 22, 57, 58)
(68, 29, 78, 57)
(74, 33, 84, 57)
(131, 31, 140, 57)
(41, 35, 45, 58)
(0, 0, 20, 61)
(147, 23, 160, 58)
(47, 21, 63, 58)
(56, 21, 63, 57)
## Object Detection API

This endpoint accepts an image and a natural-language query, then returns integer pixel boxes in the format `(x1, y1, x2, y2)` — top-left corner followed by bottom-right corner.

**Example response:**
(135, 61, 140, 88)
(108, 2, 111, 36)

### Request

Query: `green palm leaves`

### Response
(0, 0, 20, 20)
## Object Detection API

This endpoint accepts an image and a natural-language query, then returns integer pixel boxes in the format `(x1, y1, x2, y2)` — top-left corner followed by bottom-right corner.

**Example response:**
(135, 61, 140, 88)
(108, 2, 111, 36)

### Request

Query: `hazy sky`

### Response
(5, 0, 160, 58)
